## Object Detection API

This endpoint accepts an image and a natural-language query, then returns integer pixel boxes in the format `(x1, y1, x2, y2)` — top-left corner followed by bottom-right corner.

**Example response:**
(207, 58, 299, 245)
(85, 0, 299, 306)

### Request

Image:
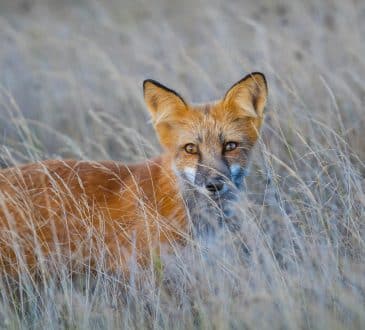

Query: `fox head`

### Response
(143, 73, 267, 218)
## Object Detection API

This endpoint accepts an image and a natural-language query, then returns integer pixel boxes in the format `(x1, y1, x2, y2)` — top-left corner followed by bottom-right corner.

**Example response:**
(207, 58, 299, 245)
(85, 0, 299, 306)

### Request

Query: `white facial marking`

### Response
(183, 167, 196, 183)
(230, 164, 241, 177)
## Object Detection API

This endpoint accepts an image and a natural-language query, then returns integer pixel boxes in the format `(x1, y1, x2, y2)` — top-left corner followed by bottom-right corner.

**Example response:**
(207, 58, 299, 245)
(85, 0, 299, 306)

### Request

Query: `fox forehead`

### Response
(176, 101, 245, 145)
(144, 72, 267, 152)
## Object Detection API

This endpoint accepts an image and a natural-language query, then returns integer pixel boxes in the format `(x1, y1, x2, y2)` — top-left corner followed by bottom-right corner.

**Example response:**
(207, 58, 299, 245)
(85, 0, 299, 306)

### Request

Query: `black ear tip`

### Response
(143, 79, 171, 92)
(224, 71, 268, 98)
(249, 71, 265, 78)
(249, 72, 268, 90)
(143, 79, 158, 90)
(142, 79, 187, 105)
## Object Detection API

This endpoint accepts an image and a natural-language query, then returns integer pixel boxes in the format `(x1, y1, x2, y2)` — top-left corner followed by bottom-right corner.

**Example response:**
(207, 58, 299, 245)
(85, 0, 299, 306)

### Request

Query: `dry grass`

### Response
(0, 0, 364, 329)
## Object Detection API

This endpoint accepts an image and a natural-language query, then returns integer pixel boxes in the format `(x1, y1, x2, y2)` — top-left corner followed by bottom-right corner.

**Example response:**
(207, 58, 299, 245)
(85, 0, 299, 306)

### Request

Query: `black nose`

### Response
(206, 178, 225, 193)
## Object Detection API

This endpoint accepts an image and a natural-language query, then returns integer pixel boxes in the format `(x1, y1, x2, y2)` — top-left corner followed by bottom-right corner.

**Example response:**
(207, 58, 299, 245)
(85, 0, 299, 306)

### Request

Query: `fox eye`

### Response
(184, 143, 198, 154)
(224, 141, 238, 152)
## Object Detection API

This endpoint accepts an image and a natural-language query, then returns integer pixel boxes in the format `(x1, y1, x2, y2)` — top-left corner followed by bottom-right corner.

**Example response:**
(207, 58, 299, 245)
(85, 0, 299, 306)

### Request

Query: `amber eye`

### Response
(224, 141, 238, 152)
(184, 143, 198, 154)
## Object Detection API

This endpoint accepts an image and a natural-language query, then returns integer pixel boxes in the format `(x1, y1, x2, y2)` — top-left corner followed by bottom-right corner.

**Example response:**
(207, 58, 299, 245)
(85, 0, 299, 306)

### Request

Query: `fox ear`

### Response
(223, 72, 267, 118)
(143, 79, 188, 150)
(143, 79, 187, 124)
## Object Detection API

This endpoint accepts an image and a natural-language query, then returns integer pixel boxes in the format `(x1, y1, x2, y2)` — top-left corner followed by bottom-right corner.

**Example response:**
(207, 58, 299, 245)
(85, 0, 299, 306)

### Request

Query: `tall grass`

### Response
(0, 0, 364, 328)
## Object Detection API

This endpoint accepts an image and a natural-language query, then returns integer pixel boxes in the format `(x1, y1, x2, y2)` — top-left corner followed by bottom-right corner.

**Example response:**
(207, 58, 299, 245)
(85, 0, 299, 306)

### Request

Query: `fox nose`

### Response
(205, 177, 225, 193)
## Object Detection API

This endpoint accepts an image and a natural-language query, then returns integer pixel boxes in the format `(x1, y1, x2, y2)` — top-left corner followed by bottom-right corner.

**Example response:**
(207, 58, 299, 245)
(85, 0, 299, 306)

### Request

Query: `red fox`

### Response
(0, 72, 267, 275)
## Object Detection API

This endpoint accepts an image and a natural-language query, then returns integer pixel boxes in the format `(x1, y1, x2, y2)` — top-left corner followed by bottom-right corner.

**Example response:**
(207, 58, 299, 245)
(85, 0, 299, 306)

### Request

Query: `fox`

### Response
(0, 72, 267, 275)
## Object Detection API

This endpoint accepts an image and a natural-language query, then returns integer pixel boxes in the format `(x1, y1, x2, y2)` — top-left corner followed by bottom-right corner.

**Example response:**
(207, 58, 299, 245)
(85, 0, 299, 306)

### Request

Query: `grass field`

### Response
(0, 0, 364, 329)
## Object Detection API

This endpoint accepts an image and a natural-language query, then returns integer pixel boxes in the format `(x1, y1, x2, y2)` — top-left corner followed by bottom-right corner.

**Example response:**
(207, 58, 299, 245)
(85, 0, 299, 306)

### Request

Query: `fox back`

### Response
(0, 72, 267, 275)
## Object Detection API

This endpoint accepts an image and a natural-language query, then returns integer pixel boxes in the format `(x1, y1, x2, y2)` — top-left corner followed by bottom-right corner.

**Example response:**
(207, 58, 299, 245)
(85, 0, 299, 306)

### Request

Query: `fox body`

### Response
(0, 73, 267, 274)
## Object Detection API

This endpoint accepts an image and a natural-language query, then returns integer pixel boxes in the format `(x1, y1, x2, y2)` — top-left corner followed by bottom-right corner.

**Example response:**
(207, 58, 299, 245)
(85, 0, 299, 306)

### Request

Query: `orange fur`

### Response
(0, 72, 267, 275)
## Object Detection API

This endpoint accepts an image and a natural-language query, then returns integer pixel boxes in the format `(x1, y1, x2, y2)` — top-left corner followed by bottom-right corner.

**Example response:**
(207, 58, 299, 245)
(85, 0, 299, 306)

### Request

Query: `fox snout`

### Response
(193, 163, 229, 194)
(187, 163, 241, 199)
(205, 177, 225, 194)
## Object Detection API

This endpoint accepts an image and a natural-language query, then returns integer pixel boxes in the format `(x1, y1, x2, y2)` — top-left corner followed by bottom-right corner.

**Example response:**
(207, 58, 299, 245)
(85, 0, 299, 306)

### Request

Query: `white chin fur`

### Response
(183, 167, 196, 184)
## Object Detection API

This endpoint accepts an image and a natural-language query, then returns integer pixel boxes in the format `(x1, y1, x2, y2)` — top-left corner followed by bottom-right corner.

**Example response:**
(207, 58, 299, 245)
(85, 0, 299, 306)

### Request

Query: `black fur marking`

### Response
(143, 79, 187, 106)
(223, 72, 268, 100)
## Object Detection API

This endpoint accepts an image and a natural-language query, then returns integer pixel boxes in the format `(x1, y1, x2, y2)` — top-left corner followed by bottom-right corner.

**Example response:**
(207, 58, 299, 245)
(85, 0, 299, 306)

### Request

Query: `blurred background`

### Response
(0, 0, 364, 165)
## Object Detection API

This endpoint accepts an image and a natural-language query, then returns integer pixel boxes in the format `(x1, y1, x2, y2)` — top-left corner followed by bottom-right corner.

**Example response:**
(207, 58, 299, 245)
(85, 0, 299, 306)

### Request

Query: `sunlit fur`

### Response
(0, 73, 267, 274)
